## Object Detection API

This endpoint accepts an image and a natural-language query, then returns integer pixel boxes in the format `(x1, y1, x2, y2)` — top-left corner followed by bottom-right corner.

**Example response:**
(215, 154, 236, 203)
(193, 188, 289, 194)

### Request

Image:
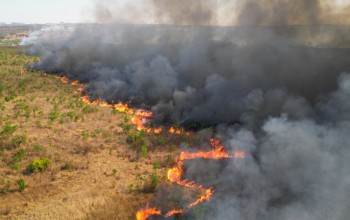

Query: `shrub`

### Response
(153, 161, 160, 170)
(105, 134, 113, 143)
(112, 168, 117, 175)
(66, 111, 79, 121)
(150, 173, 159, 190)
(92, 128, 103, 137)
(11, 134, 27, 147)
(48, 111, 59, 122)
(121, 123, 132, 132)
(0, 181, 12, 195)
(142, 172, 159, 193)
(0, 101, 5, 111)
(4, 93, 16, 102)
(0, 83, 3, 97)
(33, 144, 42, 152)
(127, 184, 134, 193)
(61, 161, 73, 172)
(82, 105, 96, 114)
(16, 178, 26, 192)
(111, 108, 117, 115)
(53, 103, 59, 111)
(0, 122, 18, 137)
(81, 130, 90, 140)
(126, 131, 144, 150)
(12, 149, 25, 162)
(36, 120, 43, 128)
(9, 163, 20, 170)
(27, 158, 51, 173)
(141, 146, 148, 156)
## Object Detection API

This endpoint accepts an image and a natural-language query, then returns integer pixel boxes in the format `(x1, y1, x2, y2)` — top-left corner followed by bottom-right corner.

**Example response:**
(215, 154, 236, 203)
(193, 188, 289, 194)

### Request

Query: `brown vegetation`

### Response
(0, 46, 177, 219)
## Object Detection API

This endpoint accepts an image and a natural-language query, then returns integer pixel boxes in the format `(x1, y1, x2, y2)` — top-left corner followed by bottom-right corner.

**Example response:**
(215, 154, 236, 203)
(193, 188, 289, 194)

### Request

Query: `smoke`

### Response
(26, 24, 350, 126)
(91, 0, 350, 25)
(23, 1, 350, 219)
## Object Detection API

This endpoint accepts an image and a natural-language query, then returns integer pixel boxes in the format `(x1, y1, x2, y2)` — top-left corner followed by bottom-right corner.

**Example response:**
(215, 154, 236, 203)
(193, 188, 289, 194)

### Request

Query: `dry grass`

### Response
(0, 47, 176, 220)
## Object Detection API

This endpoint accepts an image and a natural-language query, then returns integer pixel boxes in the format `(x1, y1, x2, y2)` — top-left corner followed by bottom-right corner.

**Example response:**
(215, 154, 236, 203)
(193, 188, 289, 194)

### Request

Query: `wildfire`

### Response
(54, 76, 246, 219)
(165, 209, 186, 217)
(54, 76, 85, 94)
(55, 76, 69, 84)
(78, 94, 244, 219)
(138, 138, 245, 219)
(78, 93, 190, 136)
(169, 127, 183, 135)
(74, 87, 85, 95)
(136, 204, 161, 220)
(71, 80, 79, 86)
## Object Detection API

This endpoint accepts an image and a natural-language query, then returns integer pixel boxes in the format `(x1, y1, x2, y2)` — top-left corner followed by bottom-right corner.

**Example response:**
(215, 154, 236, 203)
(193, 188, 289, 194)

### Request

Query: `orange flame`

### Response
(136, 204, 161, 220)
(71, 80, 79, 86)
(78, 96, 244, 220)
(54, 78, 245, 219)
(165, 209, 186, 217)
(147, 138, 245, 219)
(55, 76, 69, 84)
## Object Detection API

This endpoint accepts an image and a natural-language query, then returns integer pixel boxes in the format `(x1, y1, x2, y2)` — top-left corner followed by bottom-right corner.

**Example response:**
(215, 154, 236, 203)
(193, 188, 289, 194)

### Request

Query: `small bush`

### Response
(105, 134, 113, 143)
(0, 101, 5, 111)
(12, 149, 25, 162)
(53, 103, 59, 111)
(33, 144, 42, 152)
(0, 181, 12, 195)
(9, 163, 20, 170)
(127, 184, 134, 193)
(82, 105, 97, 114)
(153, 161, 160, 170)
(4, 93, 16, 102)
(48, 111, 59, 122)
(16, 178, 26, 192)
(126, 131, 144, 150)
(112, 168, 117, 175)
(27, 158, 51, 173)
(36, 120, 43, 128)
(141, 145, 148, 156)
(111, 108, 117, 115)
(66, 111, 81, 121)
(81, 130, 89, 140)
(142, 172, 159, 193)
(150, 173, 159, 189)
(0, 122, 18, 137)
(11, 134, 27, 147)
(121, 123, 132, 132)
(61, 161, 73, 172)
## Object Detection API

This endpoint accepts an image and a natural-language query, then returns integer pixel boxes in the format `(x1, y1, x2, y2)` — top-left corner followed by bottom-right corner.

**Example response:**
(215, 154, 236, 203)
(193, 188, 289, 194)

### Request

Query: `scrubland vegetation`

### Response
(0, 46, 185, 219)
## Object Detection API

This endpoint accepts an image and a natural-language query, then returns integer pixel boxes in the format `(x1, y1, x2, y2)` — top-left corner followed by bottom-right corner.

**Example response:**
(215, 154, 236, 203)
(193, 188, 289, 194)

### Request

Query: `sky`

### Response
(0, 0, 349, 25)
(0, 0, 93, 24)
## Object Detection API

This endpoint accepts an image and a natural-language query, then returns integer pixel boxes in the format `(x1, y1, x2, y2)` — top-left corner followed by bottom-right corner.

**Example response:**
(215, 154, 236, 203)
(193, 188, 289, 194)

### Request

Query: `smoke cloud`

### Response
(92, 0, 350, 25)
(23, 1, 350, 219)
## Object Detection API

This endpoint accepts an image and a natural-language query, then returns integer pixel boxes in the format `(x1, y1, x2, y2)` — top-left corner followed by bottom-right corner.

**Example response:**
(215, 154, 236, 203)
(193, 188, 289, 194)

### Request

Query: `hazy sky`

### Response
(0, 0, 349, 25)
(0, 0, 93, 23)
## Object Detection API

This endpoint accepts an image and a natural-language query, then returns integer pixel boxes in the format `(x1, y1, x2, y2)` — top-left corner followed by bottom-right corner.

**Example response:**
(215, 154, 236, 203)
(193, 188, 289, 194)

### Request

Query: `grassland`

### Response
(0, 46, 183, 219)
(0, 26, 31, 46)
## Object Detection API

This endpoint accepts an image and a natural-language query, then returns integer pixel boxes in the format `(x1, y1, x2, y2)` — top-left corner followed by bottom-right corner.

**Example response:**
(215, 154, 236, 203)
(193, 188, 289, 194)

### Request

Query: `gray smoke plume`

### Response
(23, 1, 350, 219)
(92, 0, 350, 25)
